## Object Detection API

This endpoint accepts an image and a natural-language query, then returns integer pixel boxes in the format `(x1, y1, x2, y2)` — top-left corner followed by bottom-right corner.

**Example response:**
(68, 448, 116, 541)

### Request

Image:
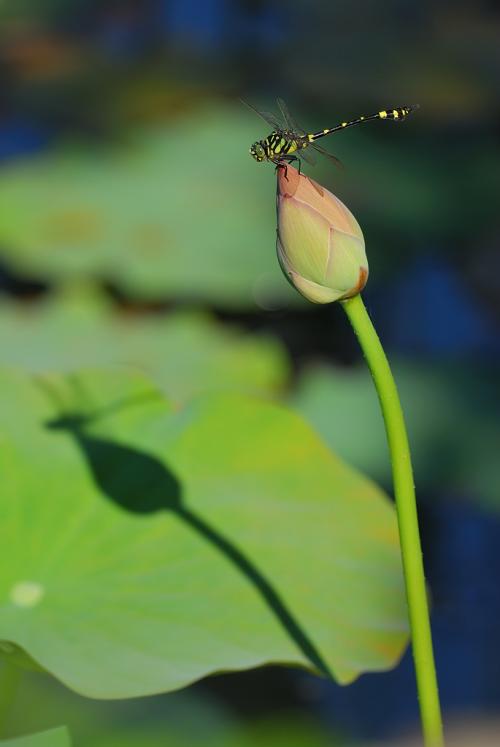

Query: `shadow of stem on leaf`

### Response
(44, 403, 332, 679)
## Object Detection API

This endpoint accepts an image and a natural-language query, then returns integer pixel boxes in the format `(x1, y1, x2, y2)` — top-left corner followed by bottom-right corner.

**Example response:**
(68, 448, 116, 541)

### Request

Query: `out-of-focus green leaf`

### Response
(292, 361, 500, 507)
(292, 365, 389, 484)
(88, 717, 337, 747)
(0, 727, 70, 747)
(7, 668, 343, 747)
(0, 107, 298, 308)
(0, 368, 407, 699)
(9, 669, 339, 747)
(8, 670, 236, 747)
(0, 291, 290, 403)
(219, 717, 338, 747)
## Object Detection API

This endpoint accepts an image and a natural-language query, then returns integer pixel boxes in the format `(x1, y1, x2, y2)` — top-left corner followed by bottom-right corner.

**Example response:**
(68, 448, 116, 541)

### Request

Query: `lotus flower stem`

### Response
(342, 293, 444, 747)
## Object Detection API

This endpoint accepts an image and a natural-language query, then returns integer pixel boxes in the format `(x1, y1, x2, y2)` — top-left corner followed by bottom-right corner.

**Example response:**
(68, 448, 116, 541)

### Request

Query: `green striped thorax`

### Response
(250, 131, 302, 163)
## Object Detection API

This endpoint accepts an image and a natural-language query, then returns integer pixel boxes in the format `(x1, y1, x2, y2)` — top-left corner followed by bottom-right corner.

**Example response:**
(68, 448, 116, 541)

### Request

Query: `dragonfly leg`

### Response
(274, 161, 288, 180)
(273, 155, 301, 180)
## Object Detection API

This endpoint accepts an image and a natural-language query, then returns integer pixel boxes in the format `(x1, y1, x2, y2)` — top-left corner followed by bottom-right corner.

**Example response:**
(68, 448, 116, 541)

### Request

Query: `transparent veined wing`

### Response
(276, 97, 306, 135)
(300, 147, 316, 166)
(240, 99, 282, 130)
(274, 99, 316, 165)
(275, 98, 343, 169)
(310, 142, 344, 170)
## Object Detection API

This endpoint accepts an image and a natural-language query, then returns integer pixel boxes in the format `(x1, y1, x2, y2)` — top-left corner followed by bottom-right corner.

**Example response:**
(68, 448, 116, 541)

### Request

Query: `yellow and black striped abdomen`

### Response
(308, 104, 418, 142)
(377, 106, 414, 121)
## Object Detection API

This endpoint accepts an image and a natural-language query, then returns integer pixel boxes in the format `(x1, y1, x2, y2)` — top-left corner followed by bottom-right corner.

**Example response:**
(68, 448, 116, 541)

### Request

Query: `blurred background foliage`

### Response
(0, 0, 499, 745)
(0, 289, 290, 400)
(7, 670, 338, 747)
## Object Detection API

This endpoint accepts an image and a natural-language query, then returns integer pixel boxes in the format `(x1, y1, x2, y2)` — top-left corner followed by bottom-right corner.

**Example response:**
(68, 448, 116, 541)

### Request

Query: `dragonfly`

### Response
(244, 98, 418, 170)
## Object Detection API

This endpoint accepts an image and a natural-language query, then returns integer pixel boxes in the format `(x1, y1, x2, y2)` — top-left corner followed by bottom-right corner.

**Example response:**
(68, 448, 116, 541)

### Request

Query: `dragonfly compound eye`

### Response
(250, 141, 266, 162)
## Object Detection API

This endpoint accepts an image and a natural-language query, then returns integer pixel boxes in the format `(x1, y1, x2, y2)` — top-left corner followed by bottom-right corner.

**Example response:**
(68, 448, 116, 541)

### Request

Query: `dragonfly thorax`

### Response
(250, 131, 303, 164)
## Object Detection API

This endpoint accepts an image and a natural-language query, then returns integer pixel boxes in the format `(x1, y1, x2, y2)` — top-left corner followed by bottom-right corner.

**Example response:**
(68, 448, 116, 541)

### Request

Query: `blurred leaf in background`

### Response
(6, 671, 234, 746)
(6, 670, 340, 747)
(0, 107, 302, 309)
(1, 94, 498, 308)
(0, 726, 70, 746)
(292, 362, 500, 509)
(0, 290, 290, 402)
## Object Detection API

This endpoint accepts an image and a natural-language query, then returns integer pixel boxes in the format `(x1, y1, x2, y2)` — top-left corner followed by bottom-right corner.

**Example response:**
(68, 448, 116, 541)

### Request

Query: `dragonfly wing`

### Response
(276, 97, 306, 135)
(311, 143, 344, 170)
(300, 147, 316, 165)
(240, 99, 282, 130)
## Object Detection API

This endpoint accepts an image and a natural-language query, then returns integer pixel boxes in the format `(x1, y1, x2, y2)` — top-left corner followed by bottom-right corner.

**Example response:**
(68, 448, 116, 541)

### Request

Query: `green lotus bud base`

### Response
(342, 293, 444, 747)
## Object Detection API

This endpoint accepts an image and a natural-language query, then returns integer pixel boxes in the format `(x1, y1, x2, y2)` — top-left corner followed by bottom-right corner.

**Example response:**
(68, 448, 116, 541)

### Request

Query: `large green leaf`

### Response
(0, 292, 289, 403)
(0, 727, 70, 747)
(0, 108, 298, 308)
(0, 369, 407, 698)
(292, 361, 500, 507)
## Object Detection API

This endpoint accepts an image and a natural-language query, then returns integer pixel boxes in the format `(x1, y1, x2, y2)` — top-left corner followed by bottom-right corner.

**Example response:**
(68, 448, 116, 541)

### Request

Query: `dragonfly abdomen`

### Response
(308, 105, 417, 142)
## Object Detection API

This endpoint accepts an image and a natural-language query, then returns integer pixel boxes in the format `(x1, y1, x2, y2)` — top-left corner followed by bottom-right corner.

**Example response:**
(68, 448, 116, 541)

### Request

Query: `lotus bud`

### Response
(276, 165, 368, 304)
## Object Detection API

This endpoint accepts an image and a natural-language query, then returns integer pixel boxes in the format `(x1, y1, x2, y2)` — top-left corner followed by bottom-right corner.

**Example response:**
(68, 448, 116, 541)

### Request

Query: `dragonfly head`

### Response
(250, 141, 266, 162)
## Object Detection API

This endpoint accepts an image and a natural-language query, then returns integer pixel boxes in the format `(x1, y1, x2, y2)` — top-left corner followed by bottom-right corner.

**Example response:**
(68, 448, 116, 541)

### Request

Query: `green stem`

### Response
(341, 293, 444, 747)
(0, 659, 21, 737)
